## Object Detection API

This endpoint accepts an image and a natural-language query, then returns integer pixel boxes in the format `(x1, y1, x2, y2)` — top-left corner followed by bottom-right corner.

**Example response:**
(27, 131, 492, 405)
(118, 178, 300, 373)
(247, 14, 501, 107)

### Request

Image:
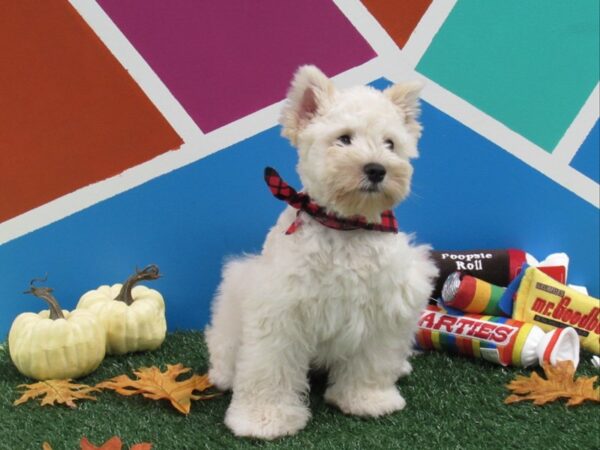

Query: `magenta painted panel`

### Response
(98, 0, 376, 132)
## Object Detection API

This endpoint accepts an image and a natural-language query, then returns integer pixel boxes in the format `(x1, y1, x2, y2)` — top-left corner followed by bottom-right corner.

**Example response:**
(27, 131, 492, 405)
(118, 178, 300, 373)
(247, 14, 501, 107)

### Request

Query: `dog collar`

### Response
(264, 167, 398, 235)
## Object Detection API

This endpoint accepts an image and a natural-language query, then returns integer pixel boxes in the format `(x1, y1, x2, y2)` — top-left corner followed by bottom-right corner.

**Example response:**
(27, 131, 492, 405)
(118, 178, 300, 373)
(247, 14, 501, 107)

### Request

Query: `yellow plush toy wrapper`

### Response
(514, 267, 599, 354)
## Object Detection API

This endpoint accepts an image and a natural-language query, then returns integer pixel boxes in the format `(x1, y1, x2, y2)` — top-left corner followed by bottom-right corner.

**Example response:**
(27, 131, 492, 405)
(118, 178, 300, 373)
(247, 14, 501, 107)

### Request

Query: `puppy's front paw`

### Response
(325, 385, 406, 417)
(208, 366, 233, 391)
(398, 360, 413, 377)
(225, 399, 310, 440)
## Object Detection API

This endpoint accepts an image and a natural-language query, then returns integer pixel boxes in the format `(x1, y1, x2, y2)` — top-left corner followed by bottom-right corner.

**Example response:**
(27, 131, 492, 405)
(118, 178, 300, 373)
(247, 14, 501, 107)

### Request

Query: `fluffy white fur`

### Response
(205, 65, 437, 440)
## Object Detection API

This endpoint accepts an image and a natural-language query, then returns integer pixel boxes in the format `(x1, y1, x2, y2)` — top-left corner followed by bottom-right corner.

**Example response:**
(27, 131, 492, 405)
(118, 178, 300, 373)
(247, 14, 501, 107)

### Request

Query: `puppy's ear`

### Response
(280, 65, 334, 145)
(384, 80, 424, 141)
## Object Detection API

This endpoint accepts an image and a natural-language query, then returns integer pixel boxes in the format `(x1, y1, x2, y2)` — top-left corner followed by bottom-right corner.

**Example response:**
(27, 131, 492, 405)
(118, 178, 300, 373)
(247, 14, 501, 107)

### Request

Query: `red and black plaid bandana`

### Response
(264, 167, 398, 235)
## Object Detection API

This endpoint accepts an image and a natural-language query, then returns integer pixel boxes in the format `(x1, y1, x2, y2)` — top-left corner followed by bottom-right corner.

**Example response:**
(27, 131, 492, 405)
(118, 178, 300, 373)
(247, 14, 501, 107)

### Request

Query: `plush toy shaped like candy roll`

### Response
(441, 272, 513, 317)
(439, 262, 568, 317)
(416, 305, 580, 368)
(430, 250, 568, 300)
(430, 249, 527, 299)
(513, 266, 599, 355)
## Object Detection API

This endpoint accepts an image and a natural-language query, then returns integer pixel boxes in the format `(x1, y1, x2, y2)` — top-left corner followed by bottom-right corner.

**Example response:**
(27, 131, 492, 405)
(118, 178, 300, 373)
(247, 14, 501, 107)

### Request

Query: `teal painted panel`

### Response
(417, 0, 599, 151)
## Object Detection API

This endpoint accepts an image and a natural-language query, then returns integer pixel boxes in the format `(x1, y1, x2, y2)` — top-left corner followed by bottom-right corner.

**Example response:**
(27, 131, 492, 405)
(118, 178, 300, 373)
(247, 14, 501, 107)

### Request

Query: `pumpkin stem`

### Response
(114, 265, 161, 305)
(24, 278, 65, 320)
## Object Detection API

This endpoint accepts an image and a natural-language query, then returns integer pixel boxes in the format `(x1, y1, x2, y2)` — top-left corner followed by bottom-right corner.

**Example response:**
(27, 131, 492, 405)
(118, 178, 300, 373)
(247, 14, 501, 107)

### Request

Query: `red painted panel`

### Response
(362, 0, 432, 49)
(0, 1, 182, 223)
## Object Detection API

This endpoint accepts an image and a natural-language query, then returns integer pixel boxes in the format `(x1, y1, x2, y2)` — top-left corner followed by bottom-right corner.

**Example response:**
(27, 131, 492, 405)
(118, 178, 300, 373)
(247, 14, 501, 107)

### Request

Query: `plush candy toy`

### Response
(416, 305, 580, 368)
(9, 280, 106, 380)
(441, 271, 515, 317)
(76, 265, 166, 355)
(513, 267, 599, 355)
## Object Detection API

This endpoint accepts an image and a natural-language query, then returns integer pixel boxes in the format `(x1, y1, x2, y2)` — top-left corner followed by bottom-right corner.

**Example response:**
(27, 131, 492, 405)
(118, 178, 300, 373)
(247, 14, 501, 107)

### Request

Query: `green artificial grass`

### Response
(0, 332, 598, 450)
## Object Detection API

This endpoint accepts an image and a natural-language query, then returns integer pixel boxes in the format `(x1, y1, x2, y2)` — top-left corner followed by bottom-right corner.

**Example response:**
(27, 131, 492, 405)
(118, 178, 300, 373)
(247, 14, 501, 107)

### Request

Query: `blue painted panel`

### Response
(1, 80, 598, 338)
(405, 102, 599, 295)
(571, 121, 599, 184)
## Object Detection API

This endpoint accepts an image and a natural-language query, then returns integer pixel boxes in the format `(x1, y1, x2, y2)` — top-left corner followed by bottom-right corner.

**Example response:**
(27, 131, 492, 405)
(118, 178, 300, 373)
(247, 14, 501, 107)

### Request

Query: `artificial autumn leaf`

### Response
(505, 360, 600, 406)
(80, 436, 123, 450)
(14, 379, 99, 408)
(97, 363, 218, 415)
(80, 436, 152, 450)
(42, 437, 151, 450)
(129, 443, 152, 450)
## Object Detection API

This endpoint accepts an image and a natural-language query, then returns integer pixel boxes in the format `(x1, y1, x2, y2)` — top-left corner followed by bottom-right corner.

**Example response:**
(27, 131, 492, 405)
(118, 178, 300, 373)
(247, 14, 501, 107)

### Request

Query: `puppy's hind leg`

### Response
(205, 257, 253, 390)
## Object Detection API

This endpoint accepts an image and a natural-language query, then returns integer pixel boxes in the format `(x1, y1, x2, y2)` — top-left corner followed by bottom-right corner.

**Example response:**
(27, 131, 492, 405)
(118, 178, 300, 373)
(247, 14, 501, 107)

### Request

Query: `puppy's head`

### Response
(280, 65, 423, 222)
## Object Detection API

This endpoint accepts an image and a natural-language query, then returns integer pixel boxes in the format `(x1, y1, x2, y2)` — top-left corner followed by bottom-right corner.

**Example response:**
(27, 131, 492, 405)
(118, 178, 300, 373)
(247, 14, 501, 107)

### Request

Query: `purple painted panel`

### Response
(98, 0, 376, 132)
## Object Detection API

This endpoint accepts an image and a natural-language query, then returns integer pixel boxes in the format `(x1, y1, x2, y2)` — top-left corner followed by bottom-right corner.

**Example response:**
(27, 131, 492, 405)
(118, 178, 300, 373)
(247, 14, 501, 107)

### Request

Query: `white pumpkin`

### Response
(76, 265, 166, 355)
(9, 284, 106, 380)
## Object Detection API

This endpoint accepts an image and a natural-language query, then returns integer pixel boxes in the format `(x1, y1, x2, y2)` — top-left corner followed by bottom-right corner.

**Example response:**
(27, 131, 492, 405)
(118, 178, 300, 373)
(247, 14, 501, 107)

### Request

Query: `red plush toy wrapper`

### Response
(416, 305, 580, 368)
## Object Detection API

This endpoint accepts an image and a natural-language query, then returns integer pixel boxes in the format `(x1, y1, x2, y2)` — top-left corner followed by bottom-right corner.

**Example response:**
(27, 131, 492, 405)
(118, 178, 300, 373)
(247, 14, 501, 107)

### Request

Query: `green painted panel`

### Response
(417, 0, 599, 152)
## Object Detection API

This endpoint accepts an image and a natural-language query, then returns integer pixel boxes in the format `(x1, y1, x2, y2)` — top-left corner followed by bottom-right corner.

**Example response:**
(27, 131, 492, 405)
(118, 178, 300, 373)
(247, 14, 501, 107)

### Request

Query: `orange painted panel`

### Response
(361, 0, 432, 49)
(0, 1, 182, 223)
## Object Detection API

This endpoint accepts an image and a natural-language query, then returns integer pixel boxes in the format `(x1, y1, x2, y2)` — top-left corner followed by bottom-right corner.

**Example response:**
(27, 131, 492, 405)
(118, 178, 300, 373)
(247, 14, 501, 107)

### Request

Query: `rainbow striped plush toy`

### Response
(440, 271, 516, 317)
(416, 304, 580, 368)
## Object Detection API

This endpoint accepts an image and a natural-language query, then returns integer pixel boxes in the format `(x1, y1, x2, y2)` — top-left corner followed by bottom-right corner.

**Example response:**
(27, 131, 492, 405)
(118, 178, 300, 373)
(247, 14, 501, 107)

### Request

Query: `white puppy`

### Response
(205, 65, 437, 440)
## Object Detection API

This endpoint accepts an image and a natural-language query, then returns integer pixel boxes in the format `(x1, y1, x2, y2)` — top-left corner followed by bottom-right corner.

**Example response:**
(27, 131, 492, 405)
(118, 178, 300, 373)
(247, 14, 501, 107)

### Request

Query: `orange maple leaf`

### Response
(14, 379, 99, 408)
(97, 364, 218, 415)
(42, 437, 151, 450)
(80, 436, 152, 450)
(505, 360, 600, 406)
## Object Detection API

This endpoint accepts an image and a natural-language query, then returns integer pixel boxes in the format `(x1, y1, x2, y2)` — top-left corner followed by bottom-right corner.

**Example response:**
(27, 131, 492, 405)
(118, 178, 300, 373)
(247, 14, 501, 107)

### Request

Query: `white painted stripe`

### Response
(333, 0, 455, 72)
(401, 0, 457, 68)
(329, 57, 390, 89)
(331, 0, 427, 84)
(419, 79, 599, 208)
(552, 83, 600, 165)
(68, 0, 204, 144)
(332, 0, 401, 63)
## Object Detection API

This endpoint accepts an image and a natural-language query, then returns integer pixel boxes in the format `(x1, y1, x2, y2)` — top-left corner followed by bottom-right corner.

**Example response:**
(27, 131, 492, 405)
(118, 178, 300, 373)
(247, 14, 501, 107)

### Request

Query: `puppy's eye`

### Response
(337, 134, 352, 146)
(384, 139, 394, 151)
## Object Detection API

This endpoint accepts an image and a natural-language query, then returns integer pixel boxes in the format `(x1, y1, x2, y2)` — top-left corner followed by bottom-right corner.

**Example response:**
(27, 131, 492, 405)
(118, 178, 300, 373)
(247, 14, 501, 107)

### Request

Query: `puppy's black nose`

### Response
(363, 163, 386, 183)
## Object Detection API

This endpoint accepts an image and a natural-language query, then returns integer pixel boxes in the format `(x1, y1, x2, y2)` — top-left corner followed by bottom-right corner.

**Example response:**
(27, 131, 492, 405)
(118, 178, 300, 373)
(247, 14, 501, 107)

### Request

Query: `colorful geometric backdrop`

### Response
(1, 0, 598, 336)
